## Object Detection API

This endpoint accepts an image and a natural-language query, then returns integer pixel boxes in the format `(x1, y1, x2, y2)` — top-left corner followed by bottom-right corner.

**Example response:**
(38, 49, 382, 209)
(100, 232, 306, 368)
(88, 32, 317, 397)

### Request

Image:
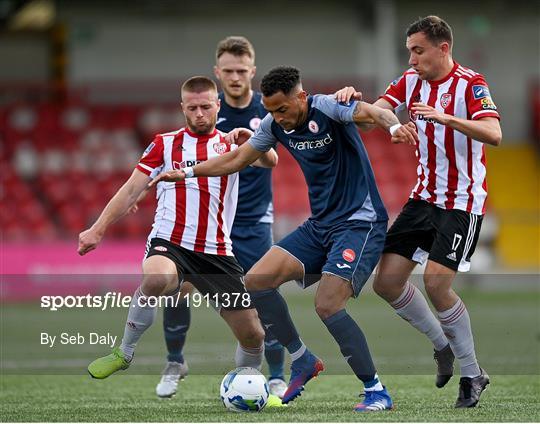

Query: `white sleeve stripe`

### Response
(138, 163, 153, 172)
(458, 66, 476, 77)
(384, 94, 402, 106)
(471, 110, 499, 119)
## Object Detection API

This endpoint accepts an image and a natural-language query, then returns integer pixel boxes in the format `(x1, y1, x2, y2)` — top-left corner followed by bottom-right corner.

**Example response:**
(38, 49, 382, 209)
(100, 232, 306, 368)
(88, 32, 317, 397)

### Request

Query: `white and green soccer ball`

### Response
(220, 367, 269, 412)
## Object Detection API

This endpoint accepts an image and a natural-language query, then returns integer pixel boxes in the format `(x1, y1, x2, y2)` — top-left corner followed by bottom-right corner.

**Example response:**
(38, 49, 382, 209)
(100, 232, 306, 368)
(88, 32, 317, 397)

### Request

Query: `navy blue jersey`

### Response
(217, 91, 273, 225)
(249, 95, 388, 225)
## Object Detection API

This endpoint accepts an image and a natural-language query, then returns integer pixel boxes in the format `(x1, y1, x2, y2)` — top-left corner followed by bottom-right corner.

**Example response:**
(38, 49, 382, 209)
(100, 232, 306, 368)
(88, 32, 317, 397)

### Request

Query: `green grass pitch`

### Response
(1, 288, 539, 421)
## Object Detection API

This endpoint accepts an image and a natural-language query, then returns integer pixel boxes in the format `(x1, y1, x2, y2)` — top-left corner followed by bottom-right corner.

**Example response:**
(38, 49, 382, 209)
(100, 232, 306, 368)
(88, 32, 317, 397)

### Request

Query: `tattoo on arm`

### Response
(352, 102, 364, 121)
(377, 109, 399, 130)
(353, 102, 397, 130)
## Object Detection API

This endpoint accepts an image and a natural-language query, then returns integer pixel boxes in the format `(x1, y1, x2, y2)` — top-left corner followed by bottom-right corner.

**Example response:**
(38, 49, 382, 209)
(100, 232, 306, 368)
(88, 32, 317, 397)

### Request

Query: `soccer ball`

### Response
(220, 367, 269, 412)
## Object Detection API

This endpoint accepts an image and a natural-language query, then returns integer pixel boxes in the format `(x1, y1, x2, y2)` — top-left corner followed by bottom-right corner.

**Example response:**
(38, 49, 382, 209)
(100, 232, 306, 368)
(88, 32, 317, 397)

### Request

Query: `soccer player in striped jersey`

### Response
(149, 66, 418, 412)
(156, 36, 287, 402)
(79, 76, 278, 381)
(335, 15, 501, 408)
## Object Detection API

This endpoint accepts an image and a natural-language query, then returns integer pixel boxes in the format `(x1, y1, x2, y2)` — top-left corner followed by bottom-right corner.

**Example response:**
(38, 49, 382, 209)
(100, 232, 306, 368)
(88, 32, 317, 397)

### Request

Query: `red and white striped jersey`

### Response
(136, 127, 239, 256)
(381, 62, 500, 215)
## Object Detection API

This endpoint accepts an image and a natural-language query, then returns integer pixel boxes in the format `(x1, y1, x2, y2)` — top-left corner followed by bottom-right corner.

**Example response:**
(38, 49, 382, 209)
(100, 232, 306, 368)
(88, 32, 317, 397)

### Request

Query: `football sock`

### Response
(363, 373, 384, 392)
(248, 288, 303, 355)
(438, 298, 481, 378)
(120, 286, 157, 360)
(264, 330, 285, 379)
(289, 342, 307, 362)
(323, 309, 378, 386)
(391, 282, 448, 350)
(163, 298, 190, 364)
(235, 342, 264, 370)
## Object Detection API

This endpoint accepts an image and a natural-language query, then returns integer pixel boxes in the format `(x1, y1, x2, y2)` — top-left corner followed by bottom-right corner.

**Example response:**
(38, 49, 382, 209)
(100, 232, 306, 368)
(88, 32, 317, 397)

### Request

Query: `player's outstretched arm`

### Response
(251, 148, 278, 168)
(124, 186, 150, 215)
(227, 127, 278, 168)
(148, 142, 265, 188)
(334, 87, 395, 132)
(411, 103, 502, 146)
(353, 101, 418, 145)
(78, 169, 149, 256)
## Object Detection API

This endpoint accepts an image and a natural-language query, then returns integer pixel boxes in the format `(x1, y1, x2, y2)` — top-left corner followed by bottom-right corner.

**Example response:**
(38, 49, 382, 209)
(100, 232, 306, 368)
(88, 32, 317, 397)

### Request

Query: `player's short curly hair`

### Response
(261, 66, 301, 97)
(406, 15, 453, 47)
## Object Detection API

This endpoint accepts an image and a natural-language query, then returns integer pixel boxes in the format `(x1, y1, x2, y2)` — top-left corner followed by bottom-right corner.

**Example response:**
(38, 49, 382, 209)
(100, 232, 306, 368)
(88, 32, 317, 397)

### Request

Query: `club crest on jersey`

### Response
(141, 142, 155, 158)
(213, 142, 228, 155)
(249, 117, 261, 131)
(440, 93, 452, 108)
(342, 249, 356, 263)
(308, 120, 319, 133)
(472, 85, 490, 99)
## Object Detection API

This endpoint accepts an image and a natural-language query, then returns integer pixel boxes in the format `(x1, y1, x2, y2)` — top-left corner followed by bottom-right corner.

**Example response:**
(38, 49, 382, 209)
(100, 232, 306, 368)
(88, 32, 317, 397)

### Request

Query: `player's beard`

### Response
(186, 115, 217, 135)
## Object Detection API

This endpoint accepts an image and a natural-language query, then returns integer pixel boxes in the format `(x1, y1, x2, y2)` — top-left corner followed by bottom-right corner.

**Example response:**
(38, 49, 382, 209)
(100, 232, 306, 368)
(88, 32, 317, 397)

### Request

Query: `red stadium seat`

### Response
(0, 96, 422, 241)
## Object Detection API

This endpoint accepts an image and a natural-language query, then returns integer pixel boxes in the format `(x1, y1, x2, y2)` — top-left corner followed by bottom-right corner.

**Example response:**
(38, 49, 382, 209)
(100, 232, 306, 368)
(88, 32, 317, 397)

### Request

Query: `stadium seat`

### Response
(1, 97, 416, 241)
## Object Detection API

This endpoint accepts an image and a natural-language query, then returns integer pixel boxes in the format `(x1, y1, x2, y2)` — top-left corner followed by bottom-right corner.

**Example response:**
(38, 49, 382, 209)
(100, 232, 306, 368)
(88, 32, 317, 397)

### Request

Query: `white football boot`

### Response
(156, 361, 189, 398)
(268, 377, 288, 399)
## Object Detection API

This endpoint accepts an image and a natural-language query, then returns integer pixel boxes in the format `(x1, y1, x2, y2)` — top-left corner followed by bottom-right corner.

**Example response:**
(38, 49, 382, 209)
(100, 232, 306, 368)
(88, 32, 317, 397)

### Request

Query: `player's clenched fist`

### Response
(78, 227, 103, 256)
(148, 170, 186, 188)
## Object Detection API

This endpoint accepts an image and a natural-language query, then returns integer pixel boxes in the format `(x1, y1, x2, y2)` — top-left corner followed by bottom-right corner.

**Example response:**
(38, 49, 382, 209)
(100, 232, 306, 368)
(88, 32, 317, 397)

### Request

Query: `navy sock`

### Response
(264, 329, 285, 380)
(323, 309, 376, 383)
(163, 299, 190, 363)
(249, 288, 302, 354)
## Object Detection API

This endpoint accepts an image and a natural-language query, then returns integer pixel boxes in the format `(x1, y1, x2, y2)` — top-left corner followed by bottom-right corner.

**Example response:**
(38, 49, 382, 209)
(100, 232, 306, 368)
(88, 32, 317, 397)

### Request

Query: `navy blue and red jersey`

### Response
(217, 91, 273, 226)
